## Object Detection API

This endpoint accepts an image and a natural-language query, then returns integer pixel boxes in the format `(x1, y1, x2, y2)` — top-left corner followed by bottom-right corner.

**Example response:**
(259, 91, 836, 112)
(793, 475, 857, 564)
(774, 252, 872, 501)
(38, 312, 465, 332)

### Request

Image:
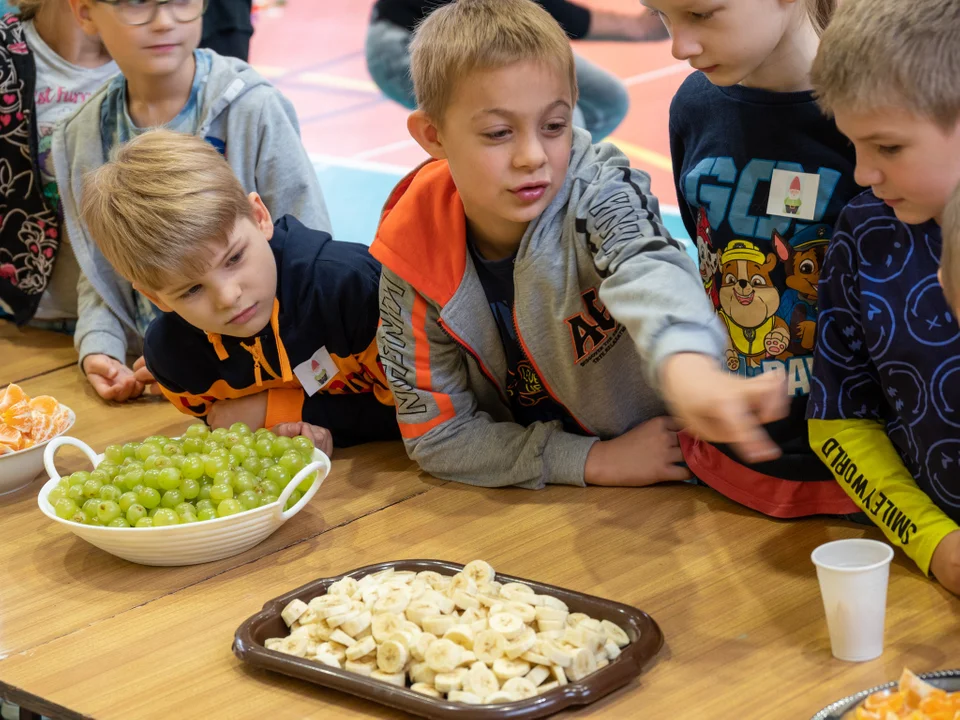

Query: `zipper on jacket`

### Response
(437, 317, 510, 408)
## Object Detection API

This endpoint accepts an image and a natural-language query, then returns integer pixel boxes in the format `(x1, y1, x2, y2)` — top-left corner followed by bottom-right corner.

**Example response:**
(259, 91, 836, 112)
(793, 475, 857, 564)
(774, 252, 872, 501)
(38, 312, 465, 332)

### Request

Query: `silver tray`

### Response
(811, 669, 960, 719)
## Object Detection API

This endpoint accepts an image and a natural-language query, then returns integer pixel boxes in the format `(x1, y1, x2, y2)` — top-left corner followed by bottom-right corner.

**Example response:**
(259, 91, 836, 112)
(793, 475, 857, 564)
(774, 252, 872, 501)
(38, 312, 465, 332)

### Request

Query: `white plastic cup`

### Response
(811, 539, 894, 662)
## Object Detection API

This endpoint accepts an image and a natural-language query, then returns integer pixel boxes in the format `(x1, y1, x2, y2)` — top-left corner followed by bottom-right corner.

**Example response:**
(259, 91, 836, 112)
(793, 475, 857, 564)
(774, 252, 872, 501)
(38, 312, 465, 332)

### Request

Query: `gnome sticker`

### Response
(767, 168, 820, 221)
(784, 175, 802, 215)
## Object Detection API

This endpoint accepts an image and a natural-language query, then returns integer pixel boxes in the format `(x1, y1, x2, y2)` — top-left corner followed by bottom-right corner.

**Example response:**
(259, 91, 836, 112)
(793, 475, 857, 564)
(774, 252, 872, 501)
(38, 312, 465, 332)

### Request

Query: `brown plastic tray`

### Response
(233, 559, 664, 719)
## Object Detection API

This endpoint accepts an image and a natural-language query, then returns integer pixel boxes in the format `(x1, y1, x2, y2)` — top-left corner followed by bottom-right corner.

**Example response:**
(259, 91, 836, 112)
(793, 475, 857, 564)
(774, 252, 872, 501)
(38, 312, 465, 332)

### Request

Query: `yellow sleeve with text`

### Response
(809, 418, 958, 575)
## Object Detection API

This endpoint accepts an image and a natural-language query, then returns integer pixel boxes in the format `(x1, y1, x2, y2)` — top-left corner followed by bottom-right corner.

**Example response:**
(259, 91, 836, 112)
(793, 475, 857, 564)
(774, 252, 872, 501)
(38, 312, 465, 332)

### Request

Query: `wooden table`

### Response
(1, 326, 958, 720)
(0, 323, 77, 387)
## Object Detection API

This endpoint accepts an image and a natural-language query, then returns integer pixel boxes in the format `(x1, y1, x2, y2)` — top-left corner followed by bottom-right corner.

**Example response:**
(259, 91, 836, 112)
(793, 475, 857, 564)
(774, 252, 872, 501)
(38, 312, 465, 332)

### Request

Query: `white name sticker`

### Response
(293, 346, 340, 396)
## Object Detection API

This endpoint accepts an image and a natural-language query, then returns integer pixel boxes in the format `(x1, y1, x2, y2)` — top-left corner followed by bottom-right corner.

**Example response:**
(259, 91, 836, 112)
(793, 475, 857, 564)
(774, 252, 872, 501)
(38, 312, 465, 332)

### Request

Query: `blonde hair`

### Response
(806, 0, 836, 36)
(940, 183, 960, 311)
(811, 0, 960, 128)
(409, 0, 578, 122)
(10, 0, 45, 20)
(81, 129, 253, 292)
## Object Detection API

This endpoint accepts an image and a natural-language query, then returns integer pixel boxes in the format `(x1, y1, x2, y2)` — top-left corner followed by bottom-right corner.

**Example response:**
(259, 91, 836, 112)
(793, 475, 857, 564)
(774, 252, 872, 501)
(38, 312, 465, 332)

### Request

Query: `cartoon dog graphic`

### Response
(694, 208, 720, 309)
(718, 240, 790, 371)
(773, 224, 830, 355)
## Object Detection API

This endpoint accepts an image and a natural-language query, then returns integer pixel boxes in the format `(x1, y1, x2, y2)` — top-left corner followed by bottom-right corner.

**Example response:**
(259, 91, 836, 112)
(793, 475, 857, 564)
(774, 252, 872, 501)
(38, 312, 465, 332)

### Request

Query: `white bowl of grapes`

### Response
(38, 423, 330, 566)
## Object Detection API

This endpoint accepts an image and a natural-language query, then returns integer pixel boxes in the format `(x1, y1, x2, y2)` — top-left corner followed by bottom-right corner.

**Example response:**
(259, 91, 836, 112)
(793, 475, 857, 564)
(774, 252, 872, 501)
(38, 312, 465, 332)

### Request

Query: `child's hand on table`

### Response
(660, 353, 789, 465)
(82, 354, 144, 402)
(931, 529, 960, 595)
(132, 356, 160, 396)
(273, 421, 334, 458)
(207, 393, 268, 431)
(585, 416, 690, 486)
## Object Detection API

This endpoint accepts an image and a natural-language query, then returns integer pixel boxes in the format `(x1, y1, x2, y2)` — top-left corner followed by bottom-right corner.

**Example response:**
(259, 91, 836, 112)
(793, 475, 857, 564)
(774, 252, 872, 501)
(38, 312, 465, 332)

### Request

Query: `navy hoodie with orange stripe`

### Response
(144, 216, 399, 447)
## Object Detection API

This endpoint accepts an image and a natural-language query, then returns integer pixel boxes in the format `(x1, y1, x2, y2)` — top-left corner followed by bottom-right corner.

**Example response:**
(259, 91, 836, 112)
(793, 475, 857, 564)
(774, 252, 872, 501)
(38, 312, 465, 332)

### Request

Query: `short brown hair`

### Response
(81, 129, 253, 292)
(940, 183, 960, 310)
(811, 0, 960, 128)
(409, 0, 578, 122)
(10, 0, 44, 20)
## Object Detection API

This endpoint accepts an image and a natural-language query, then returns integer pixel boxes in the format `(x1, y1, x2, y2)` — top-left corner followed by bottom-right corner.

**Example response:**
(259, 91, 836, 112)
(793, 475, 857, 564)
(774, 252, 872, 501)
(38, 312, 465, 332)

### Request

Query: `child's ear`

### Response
(133, 284, 172, 312)
(248, 193, 274, 241)
(938, 267, 944, 288)
(68, 0, 101, 37)
(407, 110, 447, 160)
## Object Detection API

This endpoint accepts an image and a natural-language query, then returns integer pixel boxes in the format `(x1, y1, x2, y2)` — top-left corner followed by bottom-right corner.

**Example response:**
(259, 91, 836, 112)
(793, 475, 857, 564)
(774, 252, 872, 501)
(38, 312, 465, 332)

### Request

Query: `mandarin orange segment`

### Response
(26, 411, 55, 443)
(28, 395, 60, 415)
(2, 400, 34, 432)
(0, 383, 27, 413)
(0, 385, 66, 452)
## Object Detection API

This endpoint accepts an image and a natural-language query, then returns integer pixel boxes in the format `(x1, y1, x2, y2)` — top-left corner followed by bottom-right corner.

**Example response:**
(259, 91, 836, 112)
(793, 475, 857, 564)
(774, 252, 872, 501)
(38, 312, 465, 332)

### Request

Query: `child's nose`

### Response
(670, 27, 701, 62)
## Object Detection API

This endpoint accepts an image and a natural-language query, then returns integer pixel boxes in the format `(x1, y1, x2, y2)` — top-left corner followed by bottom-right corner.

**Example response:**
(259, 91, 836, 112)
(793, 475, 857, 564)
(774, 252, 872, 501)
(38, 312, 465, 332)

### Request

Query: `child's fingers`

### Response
(661, 463, 693, 482)
(745, 370, 789, 424)
(133, 365, 156, 384)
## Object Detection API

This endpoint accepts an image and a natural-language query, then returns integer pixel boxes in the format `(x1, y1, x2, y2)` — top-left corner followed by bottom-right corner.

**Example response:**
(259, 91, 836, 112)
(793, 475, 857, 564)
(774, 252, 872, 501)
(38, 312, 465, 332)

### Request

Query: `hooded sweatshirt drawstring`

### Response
(205, 299, 294, 386)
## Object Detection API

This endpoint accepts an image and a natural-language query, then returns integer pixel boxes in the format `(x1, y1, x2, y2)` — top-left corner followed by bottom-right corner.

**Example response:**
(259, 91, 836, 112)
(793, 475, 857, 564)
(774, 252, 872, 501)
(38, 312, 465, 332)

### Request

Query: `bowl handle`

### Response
(43, 436, 99, 481)
(276, 453, 331, 522)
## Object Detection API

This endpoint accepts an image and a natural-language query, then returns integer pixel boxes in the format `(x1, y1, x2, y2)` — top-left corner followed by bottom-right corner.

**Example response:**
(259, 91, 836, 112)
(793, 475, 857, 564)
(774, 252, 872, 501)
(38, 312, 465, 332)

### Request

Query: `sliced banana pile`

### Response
(263, 560, 631, 705)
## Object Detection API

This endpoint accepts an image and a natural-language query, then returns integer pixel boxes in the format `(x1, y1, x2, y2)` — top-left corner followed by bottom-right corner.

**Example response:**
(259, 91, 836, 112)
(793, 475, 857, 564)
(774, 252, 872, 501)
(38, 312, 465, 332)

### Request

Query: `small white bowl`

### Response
(39, 435, 331, 566)
(0, 406, 76, 495)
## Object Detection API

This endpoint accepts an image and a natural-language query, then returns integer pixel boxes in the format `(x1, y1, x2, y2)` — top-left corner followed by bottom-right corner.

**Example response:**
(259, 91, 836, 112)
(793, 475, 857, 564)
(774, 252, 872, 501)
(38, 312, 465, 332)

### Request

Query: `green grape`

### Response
(210, 428, 229, 443)
(241, 455, 261, 474)
(169, 455, 184, 470)
(136, 442, 162, 461)
(96, 462, 120, 480)
(121, 441, 140, 459)
(108, 517, 130, 528)
(138, 487, 161, 509)
(148, 507, 160, 518)
(57, 480, 70, 492)
(70, 511, 87, 525)
(255, 428, 276, 441)
(161, 489, 184, 509)
(233, 471, 256, 494)
(209, 447, 230, 462)
(213, 469, 236, 488)
(297, 472, 317, 493)
(237, 490, 259, 510)
(144, 435, 170, 447)
(135, 517, 154, 528)
(66, 484, 85, 503)
(54, 498, 79, 520)
(279, 450, 305, 476)
(89, 470, 111, 487)
(98, 484, 122, 503)
(229, 422, 251, 435)
(152, 508, 179, 526)
(254, 438, 274, 458)
(82, 478, 104, 498)
(48, 488, 65, 505)
(122, 466, 144, 489)
(118, 492, 139, 512)
(69, 470, 91, 486)
(88, 517, 104, 527)
(229, 444, 251, 464)
(223, 431, 242, 448)
(209, 484, 233, 502)
(181, 478, 200, 500)
(104, 444, 125, 464)
(197, 508, 217, 522)
(264, 465, 290, 487)
(284, 489, 303, 511)
(202, 439, 221, 454)
(97, 500, 121, 524)
(121, 456, 138, 467)
(217, 499, 242, 517)
(179, 513, 198, 524)
(259, 494, 279, 507)
(158, 467, 182, 491)
(181, 455, 204, 480)
(181, 437, 203, 455)
(162, 442, 183, 456)
(292, 435, 315, 455)
(194, 498, 215, 513)
(174, 502, 195, 517)
(142, 469, 161, 490)
(126, 504, 147, 525)
(240, 434, 256, 449)
(143, 454, 167, 471)
(270, 436, 295, 458)
(130, 484, 145, 495)
(198, 484, 213, 501)
(204, 456, 228, 478)
(259, 479, 280, 497)
(184, 423, 209, 439)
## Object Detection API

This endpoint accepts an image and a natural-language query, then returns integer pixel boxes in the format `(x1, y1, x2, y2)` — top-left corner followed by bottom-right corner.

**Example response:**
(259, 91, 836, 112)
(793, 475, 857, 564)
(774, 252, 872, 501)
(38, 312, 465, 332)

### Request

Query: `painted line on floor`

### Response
(622, 63, 690, 86)
(607, 136, 674, 172)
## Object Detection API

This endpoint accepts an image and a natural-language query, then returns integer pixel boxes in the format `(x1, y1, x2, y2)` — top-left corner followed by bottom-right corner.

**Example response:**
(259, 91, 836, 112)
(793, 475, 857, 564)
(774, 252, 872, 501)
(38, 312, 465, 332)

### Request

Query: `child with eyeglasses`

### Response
(55, 0, 331, 423)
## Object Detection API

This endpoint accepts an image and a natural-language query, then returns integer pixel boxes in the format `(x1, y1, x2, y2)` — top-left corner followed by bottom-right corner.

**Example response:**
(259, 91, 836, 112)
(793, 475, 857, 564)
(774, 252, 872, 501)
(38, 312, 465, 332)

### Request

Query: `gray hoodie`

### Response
(52, 50, 331, 366)
(371, 128, 727, 489)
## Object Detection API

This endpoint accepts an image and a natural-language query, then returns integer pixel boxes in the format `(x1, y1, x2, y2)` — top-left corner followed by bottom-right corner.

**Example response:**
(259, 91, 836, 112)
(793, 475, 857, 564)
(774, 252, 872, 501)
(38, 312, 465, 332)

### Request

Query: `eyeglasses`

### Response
(97, 0, 209, 27)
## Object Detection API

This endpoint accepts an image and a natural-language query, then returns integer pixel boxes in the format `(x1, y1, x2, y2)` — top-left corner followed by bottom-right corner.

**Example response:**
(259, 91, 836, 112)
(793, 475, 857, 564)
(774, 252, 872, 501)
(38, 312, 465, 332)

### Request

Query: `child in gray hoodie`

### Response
(56, 0, 330, 410)
(372, 0, 790, 489)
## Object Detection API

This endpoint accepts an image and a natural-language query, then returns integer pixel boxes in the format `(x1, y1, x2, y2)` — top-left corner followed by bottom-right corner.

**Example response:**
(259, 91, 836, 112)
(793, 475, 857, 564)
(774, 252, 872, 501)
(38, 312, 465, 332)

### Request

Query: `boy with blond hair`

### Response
(82, 130, 398, 449)
(806, 0, 960, 594)
(372, 0, 789, 490)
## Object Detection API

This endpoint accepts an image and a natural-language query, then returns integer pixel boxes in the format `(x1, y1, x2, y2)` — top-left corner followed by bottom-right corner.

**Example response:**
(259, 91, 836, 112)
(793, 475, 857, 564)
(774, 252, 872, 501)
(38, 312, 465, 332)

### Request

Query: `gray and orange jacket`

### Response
(371, 128, 726, 488)
(144, 216, 398, 447)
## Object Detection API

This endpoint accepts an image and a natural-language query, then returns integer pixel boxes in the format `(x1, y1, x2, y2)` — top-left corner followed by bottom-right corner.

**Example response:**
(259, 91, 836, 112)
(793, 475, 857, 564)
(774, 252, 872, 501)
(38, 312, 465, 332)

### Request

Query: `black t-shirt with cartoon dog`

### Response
(669, 72, 860, 514)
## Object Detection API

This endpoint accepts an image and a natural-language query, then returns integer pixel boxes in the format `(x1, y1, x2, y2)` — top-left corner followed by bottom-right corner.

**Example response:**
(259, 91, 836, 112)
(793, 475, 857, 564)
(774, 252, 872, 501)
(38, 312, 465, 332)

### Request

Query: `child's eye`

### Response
(691, 10, 714, 20)
(484, 129, 511, 141)
(877, 145, 902, 156)
(180, 284, 202, 300)
(543, 121, 567, 134)
(227, 249, 245, 265)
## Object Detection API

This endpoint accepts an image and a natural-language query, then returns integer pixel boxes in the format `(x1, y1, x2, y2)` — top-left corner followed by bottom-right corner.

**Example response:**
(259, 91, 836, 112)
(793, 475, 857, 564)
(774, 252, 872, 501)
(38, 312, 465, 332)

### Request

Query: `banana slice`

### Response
(460, 650, 477, 666)
(458, 607, 480, 626)
(410, 683, 442, 698)
(344, 635, 377, 661)
(425, 638, 464, 673)
(504, 626, 536, 659)
(473, 629, 507, 664)
(309, 594, 351, 617)
(391, 571, 418, 584)
(520, 650, 550, 666)
(582, 628, 606, 655)
(540, 641, 573, 668)
(566, 612, 590, 628)
(450, 573, 478, 597)
(597, 657, 609, 669)
(339, 610, 371, 638)
(308, 623, 332, 642)
(486, 691, 522, 703)
(281, 598, 309, 627)
(489, 612, 524, 640)
(453, 590, 481, 611)
(567, 648, 598, 681)
(416, 570, 446, 589)
(563, 627, 586, 648)
(540, 595, 568, 612)
(503, 676, 539, 698)
(422, 615, 458, 637)
(327, 576, 359, 597)
(525, 665, 551, 687)
(326, 607, 361, 629)
(552, 665, 568, 686)
(376, 639, 409, 674)
(344, 658, 377, 676)
(443, 624, 475, 650)
(315, 652, 342, 668)
(434, 670, 464, 694)
(318, 641, 348, 662)
(409, 661, 437, 686)
(471, 618, 489, 634)
(277, 633, 309, 657)
(409, 578, 427, 600)
(537, 681, 560, 694)
(371, 612, 405, 642)
(579, 618, 603, 634)
(411, 632, 437, 661)
(297, 607, 321, 627)
(370, 670, 406, 688)
(327, 629, 357, 647)
(536, 619, 566, 633)
(264, 638, 284, 652)
(493, 658, 531, 680)
(505, 601, 536, 624)
(448, 690, 483, 705)
(405, 600, 440, 626)
(535, 606, 568, 623)
(386, 629, 416, 650)
(465, 662, 500, 699)
(600, 619, 630, 648)
(374, 587, 412, 615)
(537, 629, 564, 641)
(463, 560, 496, 586)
